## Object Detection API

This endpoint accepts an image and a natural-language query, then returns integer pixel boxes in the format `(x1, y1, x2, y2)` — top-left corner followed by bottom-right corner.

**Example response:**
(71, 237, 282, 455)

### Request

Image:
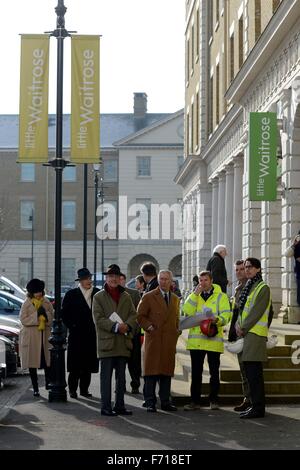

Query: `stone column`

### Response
(211, 178, 219, 252)
(261, 199, 282, 317)
(217, 171, 226, 244)
(280, 85, 300, 323)
(232, 156, 244, 264)
(224, 164, 234, 282)
(242, 145, 261, 259)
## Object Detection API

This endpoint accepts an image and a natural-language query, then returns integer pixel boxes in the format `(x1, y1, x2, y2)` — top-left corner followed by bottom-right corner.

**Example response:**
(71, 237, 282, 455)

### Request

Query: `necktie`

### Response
(164, 292, 169, 306)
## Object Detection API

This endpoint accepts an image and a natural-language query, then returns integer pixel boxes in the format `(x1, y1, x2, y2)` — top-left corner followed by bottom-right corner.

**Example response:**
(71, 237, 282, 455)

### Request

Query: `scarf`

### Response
(238, 272, 263, 315)
(31, 297, 44, 311)
(105, 283, 121, 305)
(79, 285, 93, 309)
(31, 297, 46, 331)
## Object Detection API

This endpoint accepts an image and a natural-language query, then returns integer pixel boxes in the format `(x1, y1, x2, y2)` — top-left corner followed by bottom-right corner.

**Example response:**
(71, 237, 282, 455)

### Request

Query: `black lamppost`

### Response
(47, 0, 71, 403)
(93, 164, 100, 287)
(83, 164, 88, 267)
(99, 177, 105, 276)
(29, 208, 34, 279)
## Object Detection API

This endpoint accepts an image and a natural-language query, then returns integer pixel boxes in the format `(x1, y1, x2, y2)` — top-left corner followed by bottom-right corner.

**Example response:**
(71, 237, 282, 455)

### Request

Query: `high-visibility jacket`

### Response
(182, 284, 231, 353)
(240, 281, 270, 337)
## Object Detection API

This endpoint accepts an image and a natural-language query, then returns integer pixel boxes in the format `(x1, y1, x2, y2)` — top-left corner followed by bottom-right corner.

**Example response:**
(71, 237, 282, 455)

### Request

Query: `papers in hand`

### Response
(109, 311, 127, 335)
(179, 306, 214, 330)
(109, 312, 123, 324)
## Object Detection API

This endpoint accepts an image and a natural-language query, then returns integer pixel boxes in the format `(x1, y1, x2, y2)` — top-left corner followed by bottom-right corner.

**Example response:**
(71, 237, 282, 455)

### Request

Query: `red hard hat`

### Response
(200, 318, 218, 337)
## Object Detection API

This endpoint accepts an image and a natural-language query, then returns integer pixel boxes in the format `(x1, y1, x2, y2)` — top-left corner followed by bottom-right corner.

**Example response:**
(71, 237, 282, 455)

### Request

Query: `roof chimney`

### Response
(134, 92, 148, 119)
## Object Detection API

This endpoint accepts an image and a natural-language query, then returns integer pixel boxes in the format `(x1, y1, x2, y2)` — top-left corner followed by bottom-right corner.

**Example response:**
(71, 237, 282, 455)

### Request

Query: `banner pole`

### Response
(48, 0, 70, 403)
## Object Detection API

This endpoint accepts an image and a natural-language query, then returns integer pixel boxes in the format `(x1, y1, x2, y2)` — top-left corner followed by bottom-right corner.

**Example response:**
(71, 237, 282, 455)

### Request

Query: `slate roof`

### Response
(0, 113, 170, 149)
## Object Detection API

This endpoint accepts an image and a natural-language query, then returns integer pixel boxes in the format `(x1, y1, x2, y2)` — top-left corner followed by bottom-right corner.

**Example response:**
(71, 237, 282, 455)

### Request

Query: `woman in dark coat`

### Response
(61, 268, 99, 398)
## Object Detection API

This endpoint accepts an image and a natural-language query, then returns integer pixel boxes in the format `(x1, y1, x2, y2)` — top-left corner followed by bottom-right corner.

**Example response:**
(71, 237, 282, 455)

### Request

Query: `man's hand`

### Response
(194, 284, 202, 296)
(118, 323, 129, 335)
(235, 324, 244, 337)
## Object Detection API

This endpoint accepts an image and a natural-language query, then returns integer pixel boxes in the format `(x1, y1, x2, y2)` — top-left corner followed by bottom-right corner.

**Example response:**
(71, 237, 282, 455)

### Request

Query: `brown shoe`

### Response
(233, 398, 251, 412)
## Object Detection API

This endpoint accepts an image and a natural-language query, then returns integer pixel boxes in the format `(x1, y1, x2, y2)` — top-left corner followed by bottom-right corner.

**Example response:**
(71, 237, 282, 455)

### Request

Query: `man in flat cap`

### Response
(92, 264, 137, 416)
(61, 268, 99, 399)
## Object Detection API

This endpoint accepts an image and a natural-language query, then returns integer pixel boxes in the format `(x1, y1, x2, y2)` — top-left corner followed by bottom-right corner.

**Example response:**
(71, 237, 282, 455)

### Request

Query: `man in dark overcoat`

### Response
(61, 268, 99, 399)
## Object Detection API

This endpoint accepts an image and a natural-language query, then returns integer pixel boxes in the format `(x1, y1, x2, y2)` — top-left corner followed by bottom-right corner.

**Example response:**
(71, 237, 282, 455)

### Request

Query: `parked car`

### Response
(0, 291, 23, 320)
(0, 335, 18, 379)
(0, 324, 20, 368)
(0, 314, 21, 329)
(0, 275, 26, 300)
(126, 278, 137, 289)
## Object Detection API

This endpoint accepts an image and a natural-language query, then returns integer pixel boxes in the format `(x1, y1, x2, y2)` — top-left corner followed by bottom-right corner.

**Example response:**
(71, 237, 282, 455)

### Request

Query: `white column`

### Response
(217, 171, 226, 244)
(224, 164, 234, 283)
(242, 145, 261, 259)
(280, 86, 300, 323)
(211, 178, 219, 251)
(261, 199, 282, 317)
(232, 157, 244, 264)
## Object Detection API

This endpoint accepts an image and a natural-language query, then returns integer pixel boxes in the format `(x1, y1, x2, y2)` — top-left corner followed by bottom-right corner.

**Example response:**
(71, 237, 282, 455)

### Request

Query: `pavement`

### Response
(1, 367, 300, 451)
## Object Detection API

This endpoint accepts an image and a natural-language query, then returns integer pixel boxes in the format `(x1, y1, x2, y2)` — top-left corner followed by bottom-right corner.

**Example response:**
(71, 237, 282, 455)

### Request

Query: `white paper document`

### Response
(109, 311, 123, 323)
(179, 306, 214, 330)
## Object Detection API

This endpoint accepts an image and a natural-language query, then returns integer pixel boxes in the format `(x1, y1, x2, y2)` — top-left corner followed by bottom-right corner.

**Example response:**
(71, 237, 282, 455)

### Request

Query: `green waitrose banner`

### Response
(249, 112, 277, 201)
(19, 35, 49, 162)
(71, 35, 100, 163)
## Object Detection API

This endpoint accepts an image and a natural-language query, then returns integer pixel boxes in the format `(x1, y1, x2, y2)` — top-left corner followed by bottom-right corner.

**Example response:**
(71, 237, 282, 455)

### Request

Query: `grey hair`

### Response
(158, 270, 173, 280)
(213, 245, 227, 254)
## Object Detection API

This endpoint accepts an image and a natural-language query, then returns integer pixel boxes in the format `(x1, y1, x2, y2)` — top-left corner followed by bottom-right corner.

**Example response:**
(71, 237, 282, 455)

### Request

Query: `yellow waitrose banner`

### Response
(19, 35, 49, 163)
(71, 35, 100, 163)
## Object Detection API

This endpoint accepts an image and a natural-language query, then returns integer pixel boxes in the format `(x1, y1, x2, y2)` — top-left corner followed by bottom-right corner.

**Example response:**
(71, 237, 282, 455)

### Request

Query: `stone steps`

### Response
(172, 323, 300, 404)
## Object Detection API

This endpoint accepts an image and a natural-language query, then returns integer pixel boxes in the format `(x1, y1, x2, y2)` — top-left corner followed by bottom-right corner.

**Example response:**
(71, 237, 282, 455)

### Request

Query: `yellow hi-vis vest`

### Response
(240, 281, 270, 337)
(182, 284, 231, 353)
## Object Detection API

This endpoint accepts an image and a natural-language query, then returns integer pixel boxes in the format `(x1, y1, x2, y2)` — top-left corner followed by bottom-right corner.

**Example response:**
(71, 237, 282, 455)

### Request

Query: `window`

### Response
(186, 38, 190, 81)
(20, 164, 35, 182)
(19, 258, 32, 288)
(62, 259, 76, 286)
(191, 24, 195, 70)
(196, 91, 199, 148)
(208, 75, 214, 136)
(177, 156, 184, 171)
(20, 201, 34, 229)
(238, 16, 244, 69)
(191, 102, 194, 152)
(62, 201, 76, 230)
(186, 112, 190, 154)
(104, 160, 118, 182)
(255, 0, 261, 42)
(216, 64, 220, 125)
(136, 198, 151, 227)
(216, 0, 220, 24)
(137, 157, 151, 177)
(63, 166, 76, 182)
(196, 9, 199, 58)
(230, 34, 235, 82)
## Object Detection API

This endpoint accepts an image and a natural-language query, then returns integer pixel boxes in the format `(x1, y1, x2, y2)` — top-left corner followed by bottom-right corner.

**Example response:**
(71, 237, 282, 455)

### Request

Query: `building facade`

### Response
(0, 94, 183, 291)
(176, 0, 300, 322)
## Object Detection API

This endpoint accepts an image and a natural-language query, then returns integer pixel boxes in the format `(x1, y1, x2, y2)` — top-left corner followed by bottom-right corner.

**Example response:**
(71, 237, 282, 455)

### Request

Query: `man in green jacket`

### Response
(92, 264, 137, 417)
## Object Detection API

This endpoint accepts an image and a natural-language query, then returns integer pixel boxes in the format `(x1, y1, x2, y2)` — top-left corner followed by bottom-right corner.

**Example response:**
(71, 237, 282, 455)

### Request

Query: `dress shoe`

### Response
(69, 391, 78, 399)
(142, 401, 147, 408)
(161, 404, 177, 412)
(233, 399, 251, 412)
(80, 391, 92, 398)
(33, 391, 40, 397)
(113, 408, 133, 416)
(239, 407, 265, 419)
(147, 406, 157, 412)
(101, 409, 117, 417)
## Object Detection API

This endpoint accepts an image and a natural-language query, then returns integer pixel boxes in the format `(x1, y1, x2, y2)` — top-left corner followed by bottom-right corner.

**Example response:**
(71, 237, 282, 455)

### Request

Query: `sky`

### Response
(1, 0, 185, 115)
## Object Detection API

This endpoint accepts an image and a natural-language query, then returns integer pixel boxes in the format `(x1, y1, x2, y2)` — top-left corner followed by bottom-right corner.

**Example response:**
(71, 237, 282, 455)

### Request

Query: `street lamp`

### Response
(28, 208, 34, 279)
(47, 0, 71, 403)
(99, 177, 105, 276)
(93, 164, 100, 288)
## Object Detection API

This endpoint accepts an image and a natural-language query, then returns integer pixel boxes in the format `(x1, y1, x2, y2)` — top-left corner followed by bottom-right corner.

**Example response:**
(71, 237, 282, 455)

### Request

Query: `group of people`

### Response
(18, 249, 273, 420)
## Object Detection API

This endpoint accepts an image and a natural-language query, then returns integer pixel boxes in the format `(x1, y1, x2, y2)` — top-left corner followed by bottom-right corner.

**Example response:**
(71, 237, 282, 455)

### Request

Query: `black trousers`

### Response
(127, 334, 142, 391)
(68, 370, 91, 394)
(29, 344, 51, 392)
(243, 361, 265, 413)
(190, 349, 220, 403)
(297, 277, 300, 307)
(144, 375, 172, 407)
(101, 357, 127, 411)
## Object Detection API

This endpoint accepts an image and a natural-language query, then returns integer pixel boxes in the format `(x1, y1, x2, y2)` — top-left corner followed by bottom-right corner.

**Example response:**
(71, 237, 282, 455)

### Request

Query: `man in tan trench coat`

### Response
(137, 270, 180, 413)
